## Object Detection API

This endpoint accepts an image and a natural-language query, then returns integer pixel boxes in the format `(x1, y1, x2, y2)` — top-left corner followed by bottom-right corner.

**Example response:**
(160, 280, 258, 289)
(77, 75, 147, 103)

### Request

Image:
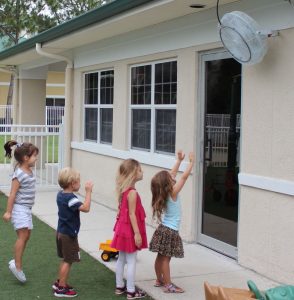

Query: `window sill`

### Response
(71, 141, 188, 171)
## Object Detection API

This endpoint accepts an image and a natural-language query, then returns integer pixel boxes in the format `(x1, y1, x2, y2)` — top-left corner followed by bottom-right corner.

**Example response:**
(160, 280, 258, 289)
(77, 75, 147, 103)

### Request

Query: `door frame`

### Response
(196, 48, 241, 258)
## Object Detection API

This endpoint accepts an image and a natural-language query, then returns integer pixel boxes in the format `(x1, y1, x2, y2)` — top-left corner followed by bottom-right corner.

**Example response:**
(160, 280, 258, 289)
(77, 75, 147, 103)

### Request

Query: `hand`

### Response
(85, 181, 93, 193)
(188, 152, 195, 163)
(134, 232, 142, 248)
(3, 211, 11, 222)
(177, 150, 185, 161)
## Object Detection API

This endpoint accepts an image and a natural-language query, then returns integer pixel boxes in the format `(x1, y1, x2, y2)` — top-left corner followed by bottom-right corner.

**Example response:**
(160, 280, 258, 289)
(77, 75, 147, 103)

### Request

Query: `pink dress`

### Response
(111, 187, 147, 253)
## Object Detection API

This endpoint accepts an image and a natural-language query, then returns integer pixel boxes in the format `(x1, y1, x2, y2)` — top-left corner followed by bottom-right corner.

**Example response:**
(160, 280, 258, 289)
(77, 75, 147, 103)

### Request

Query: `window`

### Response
(130, 60, 177, 154)
(84, 70, 114, 144)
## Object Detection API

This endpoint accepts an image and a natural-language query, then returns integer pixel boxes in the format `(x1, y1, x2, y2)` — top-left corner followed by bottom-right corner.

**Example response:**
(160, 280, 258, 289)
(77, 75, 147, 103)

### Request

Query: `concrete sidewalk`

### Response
(2, 188, 278, 299)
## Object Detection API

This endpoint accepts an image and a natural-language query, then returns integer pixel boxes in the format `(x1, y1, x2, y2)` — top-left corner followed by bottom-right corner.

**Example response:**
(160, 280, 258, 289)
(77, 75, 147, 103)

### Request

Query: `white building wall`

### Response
(69, 0, 294, 281)
(238, 27, 294, 284)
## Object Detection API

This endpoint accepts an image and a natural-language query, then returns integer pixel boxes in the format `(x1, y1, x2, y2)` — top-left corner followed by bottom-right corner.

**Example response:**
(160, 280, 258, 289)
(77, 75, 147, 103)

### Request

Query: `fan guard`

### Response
(219, 11, 268, 65)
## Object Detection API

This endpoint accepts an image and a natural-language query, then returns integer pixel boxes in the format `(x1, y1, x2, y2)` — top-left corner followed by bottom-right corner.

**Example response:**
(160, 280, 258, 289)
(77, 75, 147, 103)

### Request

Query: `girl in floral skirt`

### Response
(149, 150, 194, 293)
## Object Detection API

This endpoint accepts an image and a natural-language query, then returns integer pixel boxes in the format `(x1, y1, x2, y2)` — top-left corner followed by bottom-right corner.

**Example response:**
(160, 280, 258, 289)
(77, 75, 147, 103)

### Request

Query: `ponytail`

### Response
(4, 140, 18, 159)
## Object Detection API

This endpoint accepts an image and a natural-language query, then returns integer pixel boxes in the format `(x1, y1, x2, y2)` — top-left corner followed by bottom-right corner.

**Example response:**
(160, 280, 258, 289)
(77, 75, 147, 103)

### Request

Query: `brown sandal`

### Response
(127, 289, 146, 299)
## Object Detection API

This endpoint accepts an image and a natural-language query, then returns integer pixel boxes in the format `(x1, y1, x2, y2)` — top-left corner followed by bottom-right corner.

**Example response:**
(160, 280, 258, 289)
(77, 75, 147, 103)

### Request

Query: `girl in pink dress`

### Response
(111, 159, 147, 299)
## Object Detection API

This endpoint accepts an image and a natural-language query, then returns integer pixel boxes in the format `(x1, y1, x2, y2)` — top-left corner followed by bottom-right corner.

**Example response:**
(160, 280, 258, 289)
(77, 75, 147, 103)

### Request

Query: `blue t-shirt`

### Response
(57, 191, 82, 237)
(162, 195, 181, 231)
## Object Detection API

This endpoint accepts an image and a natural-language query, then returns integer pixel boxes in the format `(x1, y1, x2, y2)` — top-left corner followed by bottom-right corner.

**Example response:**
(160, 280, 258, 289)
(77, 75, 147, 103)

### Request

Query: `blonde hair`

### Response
(58, 167, 80, 189)
(116, 159, 140, 202)
(151, 170, 174, 221)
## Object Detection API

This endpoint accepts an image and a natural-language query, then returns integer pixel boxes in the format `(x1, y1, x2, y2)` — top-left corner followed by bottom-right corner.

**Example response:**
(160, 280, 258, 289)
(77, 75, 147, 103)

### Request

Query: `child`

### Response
(52, 167, 93, 298)
(3, 140, 39, 283)
(149, 150, 194, 293)
(111, 159, 147, 299)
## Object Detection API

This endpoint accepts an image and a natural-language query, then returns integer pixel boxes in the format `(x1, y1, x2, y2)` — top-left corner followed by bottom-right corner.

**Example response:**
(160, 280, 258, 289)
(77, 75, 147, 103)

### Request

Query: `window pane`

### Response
(100, 108, 113, 144)
(156, 109, 176, 154)
(55, 98, 65, 106)
(155, 61, 177, 105)
(85, 108, 98, 141)
(85, 73, 98, 104)
(131, 109, 151, 150)
(131, 65, 151, 105)
(100, 70, 114, 104)
(46, 98, 54, 106)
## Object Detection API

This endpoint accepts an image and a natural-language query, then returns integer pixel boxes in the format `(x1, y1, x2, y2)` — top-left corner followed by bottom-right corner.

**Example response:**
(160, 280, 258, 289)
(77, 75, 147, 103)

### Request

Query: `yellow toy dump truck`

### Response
(99, 240, 119, 262)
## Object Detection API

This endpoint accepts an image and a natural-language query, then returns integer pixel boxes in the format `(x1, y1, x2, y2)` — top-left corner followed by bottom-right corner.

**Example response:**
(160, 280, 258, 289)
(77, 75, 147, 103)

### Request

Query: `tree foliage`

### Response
(0, 0, 113, 48)
(46, 0, 112, 24)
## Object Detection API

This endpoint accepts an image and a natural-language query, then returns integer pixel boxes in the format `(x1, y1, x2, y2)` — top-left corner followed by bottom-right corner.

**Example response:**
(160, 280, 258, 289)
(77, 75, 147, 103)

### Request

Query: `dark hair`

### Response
(151, 170, 174, 221)
(4, 140, 39, 164)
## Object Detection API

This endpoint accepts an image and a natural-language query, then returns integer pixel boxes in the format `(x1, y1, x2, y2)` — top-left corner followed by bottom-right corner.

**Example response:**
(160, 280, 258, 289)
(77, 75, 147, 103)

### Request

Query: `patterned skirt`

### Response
(149, 224, 184, 258)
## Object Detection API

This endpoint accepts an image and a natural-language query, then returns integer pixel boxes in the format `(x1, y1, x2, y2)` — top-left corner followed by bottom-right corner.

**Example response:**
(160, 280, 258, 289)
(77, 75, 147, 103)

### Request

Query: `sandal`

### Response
(164, 283, 184, 293)
(115, 286, 126, 295)
(127, 289, 146, 299)
(154, 279, 164, 287)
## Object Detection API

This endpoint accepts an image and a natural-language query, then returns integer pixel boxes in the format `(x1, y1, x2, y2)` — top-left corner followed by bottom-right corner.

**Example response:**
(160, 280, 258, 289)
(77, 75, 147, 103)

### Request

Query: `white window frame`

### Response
(129, 59, 177, 155)
(83, 69, 114, 145)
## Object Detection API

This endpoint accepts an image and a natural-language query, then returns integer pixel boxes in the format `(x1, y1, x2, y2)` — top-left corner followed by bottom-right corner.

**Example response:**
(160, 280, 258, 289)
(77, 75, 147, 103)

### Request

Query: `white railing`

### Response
(0, 124, 63, 188)
(206, 114, 240, 128)
(0, 105, 13, 125)
(206, 125, 240, 168)
(46, 106, 64, 127)
(0, 105, 64, 127)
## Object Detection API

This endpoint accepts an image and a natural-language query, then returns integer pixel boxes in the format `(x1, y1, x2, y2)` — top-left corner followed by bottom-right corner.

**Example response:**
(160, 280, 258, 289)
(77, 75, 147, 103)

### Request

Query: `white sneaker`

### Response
(8, 259, 26, 283)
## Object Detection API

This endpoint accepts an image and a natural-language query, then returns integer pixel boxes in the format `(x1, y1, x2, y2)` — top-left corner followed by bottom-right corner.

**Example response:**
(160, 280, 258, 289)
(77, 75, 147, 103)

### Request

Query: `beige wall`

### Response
(238, 28, 294, 283)
(46, 71, 65, 97)
(19, 79, 46, 124)
(72, 48, 198, 241)
(0, 72, 11, 105)
(71, 26, 294, 282)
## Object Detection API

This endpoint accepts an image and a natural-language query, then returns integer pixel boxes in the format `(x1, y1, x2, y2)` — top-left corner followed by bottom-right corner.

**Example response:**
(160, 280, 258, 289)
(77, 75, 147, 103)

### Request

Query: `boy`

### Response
(52, 167, 93, 298)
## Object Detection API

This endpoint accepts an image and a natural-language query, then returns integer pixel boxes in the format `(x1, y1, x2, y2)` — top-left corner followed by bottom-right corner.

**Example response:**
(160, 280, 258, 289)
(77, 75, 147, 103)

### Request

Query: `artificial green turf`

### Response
(0, 193, 153, 300)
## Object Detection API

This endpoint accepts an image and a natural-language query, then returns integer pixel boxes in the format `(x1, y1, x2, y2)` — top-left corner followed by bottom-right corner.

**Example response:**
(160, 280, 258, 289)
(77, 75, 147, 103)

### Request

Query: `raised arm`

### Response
(171, 152, 195, 199)
(170, 150, 185, 178)
(79, 181, 93, 213)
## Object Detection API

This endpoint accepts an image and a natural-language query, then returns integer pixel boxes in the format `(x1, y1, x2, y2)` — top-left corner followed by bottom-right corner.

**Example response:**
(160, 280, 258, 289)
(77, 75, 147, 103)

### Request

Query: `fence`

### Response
(0, 105, 13, 126)
(0, 124, 63, 188)
(0, 105, 64, 127)
(205, 125, 240, 168)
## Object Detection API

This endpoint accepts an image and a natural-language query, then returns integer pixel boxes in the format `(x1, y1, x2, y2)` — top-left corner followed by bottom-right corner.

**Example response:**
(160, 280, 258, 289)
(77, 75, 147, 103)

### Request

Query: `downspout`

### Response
(36, 43, 73, 167)
(0, 66, 18, 124)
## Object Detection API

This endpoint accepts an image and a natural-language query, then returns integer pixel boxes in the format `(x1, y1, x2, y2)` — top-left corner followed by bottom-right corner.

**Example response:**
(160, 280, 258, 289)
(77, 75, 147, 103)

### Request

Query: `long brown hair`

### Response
(151, 170, 174, 221)
(116, 159, 140, 203)
(4, 140, 39, 166)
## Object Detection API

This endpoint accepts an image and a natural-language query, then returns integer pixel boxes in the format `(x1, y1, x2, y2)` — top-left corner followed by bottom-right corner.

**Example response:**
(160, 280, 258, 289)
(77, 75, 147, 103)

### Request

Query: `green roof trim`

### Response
(0, 0, 154, 61)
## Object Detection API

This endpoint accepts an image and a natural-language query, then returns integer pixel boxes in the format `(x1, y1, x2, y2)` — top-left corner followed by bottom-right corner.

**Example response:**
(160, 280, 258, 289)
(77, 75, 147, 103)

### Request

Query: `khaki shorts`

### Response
(56, 232, 80, 264)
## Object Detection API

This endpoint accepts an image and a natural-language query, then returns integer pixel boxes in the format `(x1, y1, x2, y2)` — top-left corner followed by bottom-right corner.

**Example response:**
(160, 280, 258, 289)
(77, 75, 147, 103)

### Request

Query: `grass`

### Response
(0, 135, 58, 164)
(0, 193, 153, 300)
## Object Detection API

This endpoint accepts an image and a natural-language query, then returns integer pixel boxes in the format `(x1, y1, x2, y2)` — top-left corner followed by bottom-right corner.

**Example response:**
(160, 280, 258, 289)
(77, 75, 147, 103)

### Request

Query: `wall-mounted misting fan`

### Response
(218, 11, 277, 65)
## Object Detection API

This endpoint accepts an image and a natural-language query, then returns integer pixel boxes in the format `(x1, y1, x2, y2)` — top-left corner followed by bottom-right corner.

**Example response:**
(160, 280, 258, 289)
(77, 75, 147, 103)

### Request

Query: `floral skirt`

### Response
(149, 224, 184, 258)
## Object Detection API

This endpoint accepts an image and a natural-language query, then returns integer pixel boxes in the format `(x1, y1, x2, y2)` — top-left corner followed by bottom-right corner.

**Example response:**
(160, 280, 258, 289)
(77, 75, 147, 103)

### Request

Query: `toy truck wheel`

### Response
(110, 252, 118, 259)
(101, 251, 110, 262)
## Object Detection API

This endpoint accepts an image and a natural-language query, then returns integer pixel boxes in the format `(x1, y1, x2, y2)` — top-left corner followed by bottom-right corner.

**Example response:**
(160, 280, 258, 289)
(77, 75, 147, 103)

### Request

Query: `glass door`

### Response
(198, 50, 241, 258)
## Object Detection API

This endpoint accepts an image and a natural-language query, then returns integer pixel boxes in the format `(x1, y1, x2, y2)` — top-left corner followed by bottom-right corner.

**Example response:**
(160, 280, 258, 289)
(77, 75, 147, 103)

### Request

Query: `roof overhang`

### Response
(0, 0, 238, 67)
